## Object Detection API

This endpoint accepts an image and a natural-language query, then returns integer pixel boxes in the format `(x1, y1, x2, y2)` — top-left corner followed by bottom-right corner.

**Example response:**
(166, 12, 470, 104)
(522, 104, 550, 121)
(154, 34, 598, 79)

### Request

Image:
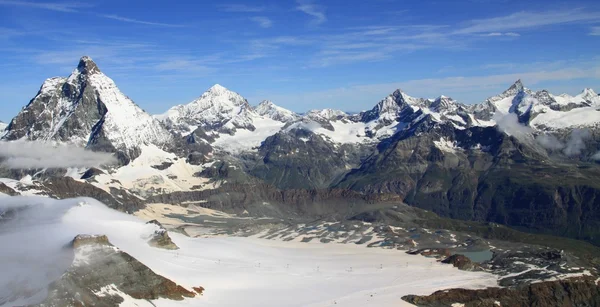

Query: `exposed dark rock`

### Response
(147, 220, 179, 250)
(407, 248, 452, 259)
(41, 177, 144, 213)
(441, 254, 481, 271)
(80, 167, 105, 180)
(32, 234, 196, 307)
(402, 276, 600, 307)
(71, 234, 111, 248)
(0, 182, 19, 196)
(151, 162, 174, 170)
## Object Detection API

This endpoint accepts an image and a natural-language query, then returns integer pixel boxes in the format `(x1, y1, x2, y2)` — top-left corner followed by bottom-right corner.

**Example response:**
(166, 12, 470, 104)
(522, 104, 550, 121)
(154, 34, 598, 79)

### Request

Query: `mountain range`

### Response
(2, 56, 600, 246)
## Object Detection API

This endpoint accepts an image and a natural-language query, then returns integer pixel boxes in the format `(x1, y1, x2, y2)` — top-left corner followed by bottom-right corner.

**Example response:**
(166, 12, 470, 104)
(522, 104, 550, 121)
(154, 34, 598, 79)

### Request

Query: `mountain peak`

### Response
(256, 100, 299, 122)
(207, 84, 229, 94)
(77, 56, 101, 75)
(258, 100, 274, 107)
(581, 88, 598, 97)
(500, 79, 526, 97)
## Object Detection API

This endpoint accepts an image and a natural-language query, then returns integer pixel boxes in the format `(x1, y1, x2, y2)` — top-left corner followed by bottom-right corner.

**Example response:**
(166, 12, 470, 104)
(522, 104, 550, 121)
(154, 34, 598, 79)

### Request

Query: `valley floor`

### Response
(120, 234, 498, 307)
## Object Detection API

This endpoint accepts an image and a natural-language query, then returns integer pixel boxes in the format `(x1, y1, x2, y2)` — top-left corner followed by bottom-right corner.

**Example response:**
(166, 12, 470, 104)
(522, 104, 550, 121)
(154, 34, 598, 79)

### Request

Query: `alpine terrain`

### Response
(2, 57, 600, 306)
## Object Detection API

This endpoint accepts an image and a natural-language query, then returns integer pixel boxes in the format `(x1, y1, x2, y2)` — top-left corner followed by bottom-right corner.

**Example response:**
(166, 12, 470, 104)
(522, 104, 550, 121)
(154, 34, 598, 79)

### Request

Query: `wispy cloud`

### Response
(100, 14, 184, 27)
(0, 141, 116, 169)
(296, 0, 326, 25)
(219, 3, 265, 12)
(482, 32, 520, 37)
(455, 9, 600, 34)
(0, 0, 90, 12)
(250, 16, 273, 28)
(591, 26, 600, 36)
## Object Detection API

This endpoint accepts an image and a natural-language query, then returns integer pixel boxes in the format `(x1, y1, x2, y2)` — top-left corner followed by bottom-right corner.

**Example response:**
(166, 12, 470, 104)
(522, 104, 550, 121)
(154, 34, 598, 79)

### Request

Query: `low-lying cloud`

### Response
(0, 141, 116, 169)
(563, 128, 592, 157)
(493, 113, 533, 142)
(535, 129, 592, 157)
(535, 134, 565, 151)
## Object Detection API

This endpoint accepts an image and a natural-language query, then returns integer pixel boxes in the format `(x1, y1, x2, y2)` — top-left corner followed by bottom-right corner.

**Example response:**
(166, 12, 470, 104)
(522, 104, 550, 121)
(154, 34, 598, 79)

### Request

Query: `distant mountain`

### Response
(254, 100, 300, 123)
(1, 56, 173, 163)
(156, 84, 258, 136)
(4, 58, 600, 247)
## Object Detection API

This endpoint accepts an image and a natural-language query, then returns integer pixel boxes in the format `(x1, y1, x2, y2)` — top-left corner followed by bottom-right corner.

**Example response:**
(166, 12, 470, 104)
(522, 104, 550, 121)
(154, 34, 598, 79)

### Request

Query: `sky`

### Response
(0, 0, 599, 122)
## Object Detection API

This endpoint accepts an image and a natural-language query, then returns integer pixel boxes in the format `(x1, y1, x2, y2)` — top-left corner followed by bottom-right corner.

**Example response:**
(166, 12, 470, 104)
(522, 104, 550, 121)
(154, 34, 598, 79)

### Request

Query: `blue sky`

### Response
(0, 0, 599, 122)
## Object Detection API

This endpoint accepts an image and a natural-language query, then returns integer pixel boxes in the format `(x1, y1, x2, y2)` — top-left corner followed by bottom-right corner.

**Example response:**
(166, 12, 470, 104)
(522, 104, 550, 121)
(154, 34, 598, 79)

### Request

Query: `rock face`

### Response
(2, 56, 173, 164)
(441, 254, 481, 271)
(147, 220, 179, 250)
(402, 276, 600, 307)
(32, 235, 196, 306)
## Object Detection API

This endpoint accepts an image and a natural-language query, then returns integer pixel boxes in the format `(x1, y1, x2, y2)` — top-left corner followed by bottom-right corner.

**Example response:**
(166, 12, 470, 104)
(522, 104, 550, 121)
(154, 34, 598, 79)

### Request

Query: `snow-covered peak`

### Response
(191, 84, 249, 110)
(430, 95, 458, 112)
(578, 88, 599, 102)
(0, 121, 7, 132)
(158, 84, 257, 136)
(2, 56, 173, 162)
(306, 108, 347, 121)
(255, 100, 299, 123)
(76, 56, 101, 75)
(503, 79, 525, 96)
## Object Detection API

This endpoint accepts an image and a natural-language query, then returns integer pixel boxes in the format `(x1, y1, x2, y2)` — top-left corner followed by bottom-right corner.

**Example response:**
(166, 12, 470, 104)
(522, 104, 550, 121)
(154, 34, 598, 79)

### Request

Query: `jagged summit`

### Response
(2, 56, 173, 163)
(255, 100, 299, 123)
(76, 56, 101, 75)
(502, 79, 526, 96)
(158, 84, 257, 136)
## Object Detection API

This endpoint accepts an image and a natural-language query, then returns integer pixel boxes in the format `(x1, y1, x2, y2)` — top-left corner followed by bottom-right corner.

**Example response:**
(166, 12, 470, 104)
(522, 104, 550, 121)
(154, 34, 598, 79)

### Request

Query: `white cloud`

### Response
(100, 14, 183, 27)
(0, 141, 117, 169)
(591, 26, 600, 36)
(0, 0, 90, 12)
(296, 0, 326, 25)
(483, 32, 521, 37)
(250, 16, 273, 28)
(219, 3, 265, 12)
(455, 9, 600, 34)
(493, 112, 533, 142)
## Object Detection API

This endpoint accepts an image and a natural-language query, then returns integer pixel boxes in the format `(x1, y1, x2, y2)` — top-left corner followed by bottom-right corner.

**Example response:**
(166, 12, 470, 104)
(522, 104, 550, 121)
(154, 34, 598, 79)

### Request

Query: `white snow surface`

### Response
(0, 196, 499, 307)
(254, 100, 299, 123)
(93, 144, 208, 196)
(212, 117, 285, 153)
(157, 84, 255, 135)
(82, 70, 173, 151)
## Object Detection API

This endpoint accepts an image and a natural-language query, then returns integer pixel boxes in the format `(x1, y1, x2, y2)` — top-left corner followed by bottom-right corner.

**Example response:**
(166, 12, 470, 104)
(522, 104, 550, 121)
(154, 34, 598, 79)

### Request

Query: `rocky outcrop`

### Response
(41, 177, 144, 213)
(407, 248, 452, 259)
(249, 128, 371, 189)
(146, 182, 402, 219)
(147, 220, 179, 250)
(31, 234, 196, 307)
(402, 276, 600, 307)
(441, 254, 481, 271)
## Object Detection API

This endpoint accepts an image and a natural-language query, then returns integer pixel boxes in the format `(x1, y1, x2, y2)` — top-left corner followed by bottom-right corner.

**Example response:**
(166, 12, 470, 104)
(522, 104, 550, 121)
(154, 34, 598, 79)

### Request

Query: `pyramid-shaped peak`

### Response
(207, 84, 230, 93)
(77, 56, 101, 75)
(509, 79, 524, 90)
(501, 79, 526, 96)
(581, 88, 598, 96)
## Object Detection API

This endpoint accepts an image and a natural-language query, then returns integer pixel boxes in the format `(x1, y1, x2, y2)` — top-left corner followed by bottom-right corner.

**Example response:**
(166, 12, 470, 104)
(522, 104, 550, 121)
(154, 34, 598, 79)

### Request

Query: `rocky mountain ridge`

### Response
(3, 56, 600, 248)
